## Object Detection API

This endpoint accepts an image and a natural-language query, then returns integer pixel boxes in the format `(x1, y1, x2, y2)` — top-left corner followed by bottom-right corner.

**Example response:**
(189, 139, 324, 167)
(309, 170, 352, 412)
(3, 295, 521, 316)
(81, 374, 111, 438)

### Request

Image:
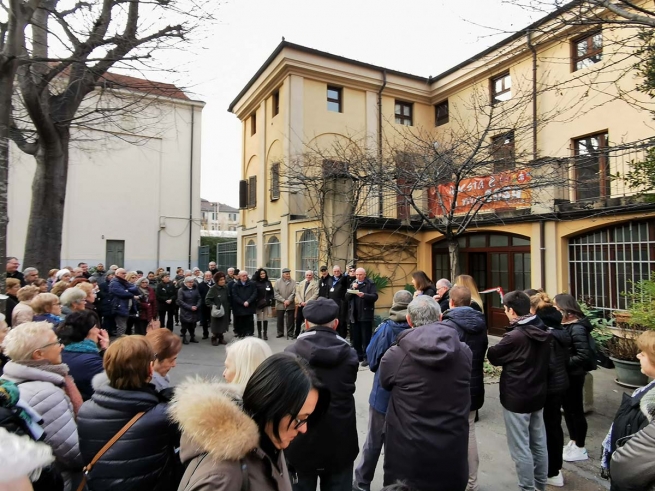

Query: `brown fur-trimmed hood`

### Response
(168, 378, 259, 464)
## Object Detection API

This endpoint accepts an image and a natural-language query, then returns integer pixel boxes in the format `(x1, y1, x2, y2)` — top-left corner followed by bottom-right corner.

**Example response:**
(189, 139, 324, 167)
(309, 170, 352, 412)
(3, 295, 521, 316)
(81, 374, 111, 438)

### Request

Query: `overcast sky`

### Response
(180, 0, 547, 208)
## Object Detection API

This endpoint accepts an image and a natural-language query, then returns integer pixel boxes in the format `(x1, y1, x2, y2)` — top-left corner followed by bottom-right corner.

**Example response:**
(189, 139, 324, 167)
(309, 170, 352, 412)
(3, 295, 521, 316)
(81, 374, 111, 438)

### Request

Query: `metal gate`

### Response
(198, 246, 210, 272)
(217, 240, 237, 273)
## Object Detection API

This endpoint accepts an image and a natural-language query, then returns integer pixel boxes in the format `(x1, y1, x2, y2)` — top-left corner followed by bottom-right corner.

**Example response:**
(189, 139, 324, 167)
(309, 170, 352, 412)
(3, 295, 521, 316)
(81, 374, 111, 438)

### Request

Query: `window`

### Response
(574, 132, 609, 201)
(296, 230, 318, 281)
(272, 90, 280, 117)
(250, 113, 256, 136)
(229, 213, 237, 221)
(248, 175, 257, 208)
(490, 72, 511, 103)
(270, 162, 280, 200)
(572, 31, 602, 71)
(395, 101, 413, 126)
(491, 131, 515, 173)
(245, 239, 257, 276)
(569, 220, 655, 313)
(435, 100, 449, 126)
(327, 86, 342, 112)
(265, 236, 281, 279)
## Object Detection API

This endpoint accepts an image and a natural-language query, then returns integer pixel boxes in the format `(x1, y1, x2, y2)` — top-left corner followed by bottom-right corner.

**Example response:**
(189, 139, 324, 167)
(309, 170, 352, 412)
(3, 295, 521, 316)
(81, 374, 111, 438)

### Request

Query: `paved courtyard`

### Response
(169, 319, 630, 491)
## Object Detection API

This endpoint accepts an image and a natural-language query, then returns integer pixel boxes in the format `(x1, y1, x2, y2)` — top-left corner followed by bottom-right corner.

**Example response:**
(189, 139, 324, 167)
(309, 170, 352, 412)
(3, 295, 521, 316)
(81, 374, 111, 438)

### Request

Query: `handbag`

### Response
(76, 412, 145, 491)
(211, 303, 225, 318)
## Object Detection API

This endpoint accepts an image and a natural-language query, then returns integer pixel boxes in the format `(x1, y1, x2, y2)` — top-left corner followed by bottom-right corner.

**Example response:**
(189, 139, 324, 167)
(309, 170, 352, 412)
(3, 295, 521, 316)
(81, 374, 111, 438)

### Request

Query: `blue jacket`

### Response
(109, 278, 139, 317)
(62, 350, 104, 401)
(366, 319, 410, 414)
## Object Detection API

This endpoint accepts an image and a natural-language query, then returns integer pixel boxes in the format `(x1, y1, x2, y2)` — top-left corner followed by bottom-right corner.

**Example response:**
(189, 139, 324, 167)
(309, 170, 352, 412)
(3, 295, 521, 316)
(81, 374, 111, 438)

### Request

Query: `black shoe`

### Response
(189, 337, 199, 343)
(276, 334, 284, 338)
(360, 359, 369, 367)
(182, 335, 189, 345)
(202, 334, 209, 340)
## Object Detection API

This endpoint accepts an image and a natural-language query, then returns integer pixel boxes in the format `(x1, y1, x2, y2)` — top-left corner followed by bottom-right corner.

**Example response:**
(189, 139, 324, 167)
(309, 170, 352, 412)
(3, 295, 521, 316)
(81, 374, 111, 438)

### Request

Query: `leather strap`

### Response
(76, 411, 145, 491)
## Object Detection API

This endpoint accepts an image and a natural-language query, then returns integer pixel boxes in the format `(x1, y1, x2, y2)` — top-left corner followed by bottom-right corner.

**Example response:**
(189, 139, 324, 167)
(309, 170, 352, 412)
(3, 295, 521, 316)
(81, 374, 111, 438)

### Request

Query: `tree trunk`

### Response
(0, 70, 12, 307)
(23, 131, 69, 272)
(448, 238, 461, 279)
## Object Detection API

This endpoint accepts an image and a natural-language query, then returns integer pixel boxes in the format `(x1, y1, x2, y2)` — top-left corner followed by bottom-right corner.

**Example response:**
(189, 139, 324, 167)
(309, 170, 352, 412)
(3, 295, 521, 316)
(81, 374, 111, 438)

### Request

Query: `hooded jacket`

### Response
(536, 306, 571, 395)
(285, 326, 359, 472)
(171, 380, 292, 491)
(379, 322, 472, 491)
(564, 317, 595, 376)
(487, 316, 551, 413)
(366, 316, 410, 415)
(441, 306, 489, 411)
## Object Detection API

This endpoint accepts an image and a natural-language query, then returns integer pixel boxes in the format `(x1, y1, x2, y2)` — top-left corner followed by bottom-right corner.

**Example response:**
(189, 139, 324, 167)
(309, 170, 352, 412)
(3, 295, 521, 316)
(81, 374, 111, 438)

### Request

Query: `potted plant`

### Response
(580, 304, 616, 369)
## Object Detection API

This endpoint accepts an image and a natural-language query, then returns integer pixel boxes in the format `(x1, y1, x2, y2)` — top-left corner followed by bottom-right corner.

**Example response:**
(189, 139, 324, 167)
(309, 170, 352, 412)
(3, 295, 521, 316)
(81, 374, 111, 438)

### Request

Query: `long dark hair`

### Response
(553, 293, 585, 320)
(254, 268, 269, 283)
(412, 271, 433, 291)
(243, 353, 329, 440)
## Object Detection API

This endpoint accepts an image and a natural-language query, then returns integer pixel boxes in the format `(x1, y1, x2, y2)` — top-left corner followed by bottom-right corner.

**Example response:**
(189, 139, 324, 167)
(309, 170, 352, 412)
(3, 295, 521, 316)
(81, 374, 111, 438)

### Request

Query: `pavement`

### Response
(169, 319, 632, 491)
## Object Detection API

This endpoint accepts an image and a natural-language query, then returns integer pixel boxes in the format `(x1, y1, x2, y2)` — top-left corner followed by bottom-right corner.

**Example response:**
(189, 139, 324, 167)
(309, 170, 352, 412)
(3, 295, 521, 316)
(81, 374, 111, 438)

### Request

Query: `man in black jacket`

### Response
(487, 290, 550, 491)
(155, 274, 177, 331)
(231, 270, 257, 337)
(285, 297, 359, 490)
(441, 285, 488, 491)
(328, 265, 349, 339)
(345, 268, 378, 367)
(317, 266, 332, 298)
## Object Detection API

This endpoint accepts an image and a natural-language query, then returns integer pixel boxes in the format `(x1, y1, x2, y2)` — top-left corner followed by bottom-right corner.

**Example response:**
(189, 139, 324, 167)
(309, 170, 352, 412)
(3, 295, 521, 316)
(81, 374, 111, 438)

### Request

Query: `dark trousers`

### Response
(294, 306, 305, 337)
(102, 314, 116, 335)
(180, 321, 196, 338)
(126, 316, 134, 335)
(293, 464, 354, 491)
(234, 315, 254, 337)
(174, 306, 179, 324)
(337, 300, 349, 339)
(200, 305, 210, 336)
(563, 372, 588, 447)
(355, 406, 385, 488)
(277, 309, 294, 336)
(134, 319, 149, 336)
(158, 307, 175, 331)
(351, 320, 373, 361)
(543, 392, 564, 477)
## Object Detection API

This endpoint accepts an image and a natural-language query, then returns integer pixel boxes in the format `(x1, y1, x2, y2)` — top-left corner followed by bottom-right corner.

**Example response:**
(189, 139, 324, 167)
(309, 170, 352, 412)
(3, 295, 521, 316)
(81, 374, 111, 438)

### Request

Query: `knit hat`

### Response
(56, 269, 71, 280)
(389, 290, 413, 323)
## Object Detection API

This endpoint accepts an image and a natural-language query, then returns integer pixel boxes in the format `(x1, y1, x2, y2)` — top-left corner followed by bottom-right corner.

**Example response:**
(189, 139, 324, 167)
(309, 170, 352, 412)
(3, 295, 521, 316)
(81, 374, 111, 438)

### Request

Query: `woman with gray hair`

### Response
(1, 321, 84, 488)
(59, 287, 86, 318)
(177, 276, 201, 344)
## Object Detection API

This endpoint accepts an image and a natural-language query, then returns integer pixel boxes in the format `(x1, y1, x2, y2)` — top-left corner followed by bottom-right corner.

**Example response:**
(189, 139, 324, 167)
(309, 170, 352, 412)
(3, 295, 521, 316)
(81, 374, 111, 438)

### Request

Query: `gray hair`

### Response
(23, 267, 38, 276)
(60, 287, 86, 307)
(407, 295, 442, 327)
(436, 278, 452, 289)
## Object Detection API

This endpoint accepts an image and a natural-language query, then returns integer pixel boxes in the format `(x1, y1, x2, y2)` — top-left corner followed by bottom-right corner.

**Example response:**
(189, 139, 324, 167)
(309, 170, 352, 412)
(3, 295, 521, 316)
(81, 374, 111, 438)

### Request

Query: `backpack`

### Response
(585, 330, 599, 371)
(608, 386, 653, 471)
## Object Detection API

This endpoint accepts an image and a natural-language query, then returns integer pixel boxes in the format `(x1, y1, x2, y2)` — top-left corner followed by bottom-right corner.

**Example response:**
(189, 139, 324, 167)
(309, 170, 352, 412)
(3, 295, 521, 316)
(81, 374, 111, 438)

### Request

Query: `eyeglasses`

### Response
(37, 338, 62, 350)
(293, 417, 309, 430)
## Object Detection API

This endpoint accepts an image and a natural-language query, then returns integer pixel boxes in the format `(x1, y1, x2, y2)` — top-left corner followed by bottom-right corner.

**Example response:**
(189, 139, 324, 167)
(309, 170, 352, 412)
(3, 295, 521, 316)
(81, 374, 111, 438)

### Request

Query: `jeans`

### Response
(293, 464, 353, 491)
(351, 321, 372, 360)
(354, 406, 385, 489)
(467, 410, 480, 491)
(503, 408, 548, 491)
(277, 309, 294, 336)
(563, 372, 587, 447)
(543, 393, 564, 477)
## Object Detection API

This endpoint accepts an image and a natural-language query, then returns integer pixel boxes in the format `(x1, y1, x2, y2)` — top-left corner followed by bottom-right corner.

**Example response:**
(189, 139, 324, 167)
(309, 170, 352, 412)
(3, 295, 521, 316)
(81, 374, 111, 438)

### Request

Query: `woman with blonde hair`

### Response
(32, 277, 48, 293)
(31, 293, 64, 325)
(125, 271, 138, 284)
(454, 275, 484, 312)
(12, 285, 39, 327)
(50, 280, 70, 298)
(223, 337, 273, 386)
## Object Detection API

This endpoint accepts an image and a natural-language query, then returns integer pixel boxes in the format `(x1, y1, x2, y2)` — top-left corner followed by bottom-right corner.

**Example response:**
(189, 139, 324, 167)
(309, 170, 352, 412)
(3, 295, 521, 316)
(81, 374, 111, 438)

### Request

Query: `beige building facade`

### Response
(229, 3, 655, 333)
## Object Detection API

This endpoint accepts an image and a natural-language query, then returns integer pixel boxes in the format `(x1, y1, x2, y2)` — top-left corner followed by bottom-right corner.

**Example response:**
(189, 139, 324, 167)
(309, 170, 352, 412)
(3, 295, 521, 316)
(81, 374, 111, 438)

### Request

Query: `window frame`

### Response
(491, 131, 516, 173)
(571, 30, 603, 72)
(435, 100, 449, 126)
(270, 162, 280, 201)
(272, 90, 280, 117)
(250, 112, 256, 136)
(244, 239, 257, 277)
(573, 131, 610, 201)
(394, 100, 413, 126)
(247, 175, 257, 208)
(327, 86, 342, 113)
(295, 229, 319, 282)
(264, 235, 281, 280)
(490, 72, 512, 104)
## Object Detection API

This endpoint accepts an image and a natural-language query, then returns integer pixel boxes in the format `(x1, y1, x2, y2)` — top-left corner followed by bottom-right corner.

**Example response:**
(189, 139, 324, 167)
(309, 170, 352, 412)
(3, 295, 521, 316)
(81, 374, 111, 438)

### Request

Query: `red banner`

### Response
(428, 169, 532, 217)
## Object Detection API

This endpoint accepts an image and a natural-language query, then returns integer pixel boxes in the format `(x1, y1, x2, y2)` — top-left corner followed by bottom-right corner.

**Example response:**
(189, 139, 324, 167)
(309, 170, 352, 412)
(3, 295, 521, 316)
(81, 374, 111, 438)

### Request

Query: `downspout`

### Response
(527, 31, 546, 290)
(377, 70, 387, 218)
(188, 107, 195, 269)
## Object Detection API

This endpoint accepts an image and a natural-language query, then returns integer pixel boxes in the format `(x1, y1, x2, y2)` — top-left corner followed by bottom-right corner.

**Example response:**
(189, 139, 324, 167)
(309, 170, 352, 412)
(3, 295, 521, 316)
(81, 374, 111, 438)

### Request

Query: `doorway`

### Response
(106, 240, 125, 268)
(432, 233, 531, 336)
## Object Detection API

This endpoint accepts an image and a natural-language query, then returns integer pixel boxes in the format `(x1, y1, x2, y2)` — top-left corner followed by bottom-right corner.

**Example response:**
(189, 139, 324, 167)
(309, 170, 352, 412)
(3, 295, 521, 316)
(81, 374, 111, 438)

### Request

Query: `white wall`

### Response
(7, 91, 204, 272)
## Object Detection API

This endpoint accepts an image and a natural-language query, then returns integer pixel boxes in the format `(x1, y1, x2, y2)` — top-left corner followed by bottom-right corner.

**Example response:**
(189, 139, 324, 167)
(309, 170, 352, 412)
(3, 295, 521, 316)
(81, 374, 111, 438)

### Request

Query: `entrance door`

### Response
(106, 240, 125, 267)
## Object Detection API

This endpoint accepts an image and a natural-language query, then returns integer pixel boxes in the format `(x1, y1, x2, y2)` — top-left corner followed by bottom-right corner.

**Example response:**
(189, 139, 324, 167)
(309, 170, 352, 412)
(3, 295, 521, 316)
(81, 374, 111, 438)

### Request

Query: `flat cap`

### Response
(282, 268, 291, 273)
(303, 297, 339, 325)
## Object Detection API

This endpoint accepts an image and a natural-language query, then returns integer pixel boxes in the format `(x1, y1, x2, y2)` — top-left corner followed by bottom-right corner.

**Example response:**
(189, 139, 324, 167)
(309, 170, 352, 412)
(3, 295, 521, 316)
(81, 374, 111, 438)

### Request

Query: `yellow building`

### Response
(228, 2, 655, 334)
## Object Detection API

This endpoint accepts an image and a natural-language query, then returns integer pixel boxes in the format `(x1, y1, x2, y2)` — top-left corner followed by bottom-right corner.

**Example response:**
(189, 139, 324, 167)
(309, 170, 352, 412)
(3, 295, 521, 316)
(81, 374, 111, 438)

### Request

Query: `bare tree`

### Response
(3, 0, 212, 273)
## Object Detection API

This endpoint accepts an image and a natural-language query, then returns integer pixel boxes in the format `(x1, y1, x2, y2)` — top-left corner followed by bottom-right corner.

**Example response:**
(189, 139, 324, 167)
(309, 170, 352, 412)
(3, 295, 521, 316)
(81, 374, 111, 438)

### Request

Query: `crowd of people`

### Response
(1, 256, 655, 491)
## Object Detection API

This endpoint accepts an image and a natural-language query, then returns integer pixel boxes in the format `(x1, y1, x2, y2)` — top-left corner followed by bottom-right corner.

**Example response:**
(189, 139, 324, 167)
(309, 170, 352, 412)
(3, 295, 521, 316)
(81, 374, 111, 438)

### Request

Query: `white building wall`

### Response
(7, 91, 204, 272)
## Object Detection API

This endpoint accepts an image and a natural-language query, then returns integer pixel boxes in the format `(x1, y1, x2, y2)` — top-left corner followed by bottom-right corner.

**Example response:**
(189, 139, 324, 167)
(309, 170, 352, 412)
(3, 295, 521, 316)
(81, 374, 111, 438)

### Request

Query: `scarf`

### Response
(138, 286, 150, 298)
(0, 379, 44, 439)
(510, 314, 537, 325)
(63, 339, 100, 354)
(16, 360, 84, 416)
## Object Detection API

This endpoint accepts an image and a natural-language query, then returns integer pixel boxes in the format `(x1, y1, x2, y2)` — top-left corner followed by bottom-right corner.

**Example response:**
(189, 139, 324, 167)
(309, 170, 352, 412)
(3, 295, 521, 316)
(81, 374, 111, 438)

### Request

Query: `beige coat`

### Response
(295, 280, 318, 306)
(170, 380, 293, 491)
(12, 302, 34, 326)
(273, 278, 297, 310)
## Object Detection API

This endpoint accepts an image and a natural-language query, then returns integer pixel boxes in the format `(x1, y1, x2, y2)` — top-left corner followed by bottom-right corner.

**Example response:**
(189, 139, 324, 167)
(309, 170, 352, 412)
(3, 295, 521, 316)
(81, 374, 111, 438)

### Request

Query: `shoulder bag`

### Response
(76, 412, 146, 491)
(211, 303, 225, 318)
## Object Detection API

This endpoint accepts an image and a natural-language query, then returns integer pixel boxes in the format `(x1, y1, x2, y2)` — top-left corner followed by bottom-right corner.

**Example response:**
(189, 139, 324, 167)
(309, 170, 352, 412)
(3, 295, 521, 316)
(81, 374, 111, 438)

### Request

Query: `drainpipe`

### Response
(377, 70, 387, 217)
(188, 107, 195, 269)
(156, 227, 161, 266)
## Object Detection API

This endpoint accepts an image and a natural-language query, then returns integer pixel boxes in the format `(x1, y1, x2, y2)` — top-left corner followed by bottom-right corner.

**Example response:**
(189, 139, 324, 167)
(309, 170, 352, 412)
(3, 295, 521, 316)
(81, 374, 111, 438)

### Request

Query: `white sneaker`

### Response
(563, 440, 575, 451)
(563, 445, 588, 462)
(547, 471, 564, 487)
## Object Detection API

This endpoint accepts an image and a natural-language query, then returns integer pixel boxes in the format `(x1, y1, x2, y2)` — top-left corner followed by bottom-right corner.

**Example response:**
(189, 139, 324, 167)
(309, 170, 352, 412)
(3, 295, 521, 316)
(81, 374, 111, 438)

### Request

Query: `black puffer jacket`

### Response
(564, 317, 595, 376)
(536, 306, 571, 395)
(77, 378, 180, 491)
(231, 280, 258, 316)
(254, 279, 274, 308)
(441, 306, 488, 411)
(285, 326, 358, 473)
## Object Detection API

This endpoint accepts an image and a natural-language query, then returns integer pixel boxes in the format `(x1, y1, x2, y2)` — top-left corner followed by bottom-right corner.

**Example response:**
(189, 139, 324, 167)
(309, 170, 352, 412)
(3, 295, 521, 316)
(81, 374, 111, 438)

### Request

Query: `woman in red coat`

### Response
(135, 277, 158, 335)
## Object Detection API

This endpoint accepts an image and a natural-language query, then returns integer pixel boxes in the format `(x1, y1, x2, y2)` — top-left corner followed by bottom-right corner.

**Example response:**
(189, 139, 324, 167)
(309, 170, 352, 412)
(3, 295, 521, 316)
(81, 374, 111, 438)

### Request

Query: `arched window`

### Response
(245, 239, 257, 276)
(265, 236, 281, 279)
(296, 230, 318, 281)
